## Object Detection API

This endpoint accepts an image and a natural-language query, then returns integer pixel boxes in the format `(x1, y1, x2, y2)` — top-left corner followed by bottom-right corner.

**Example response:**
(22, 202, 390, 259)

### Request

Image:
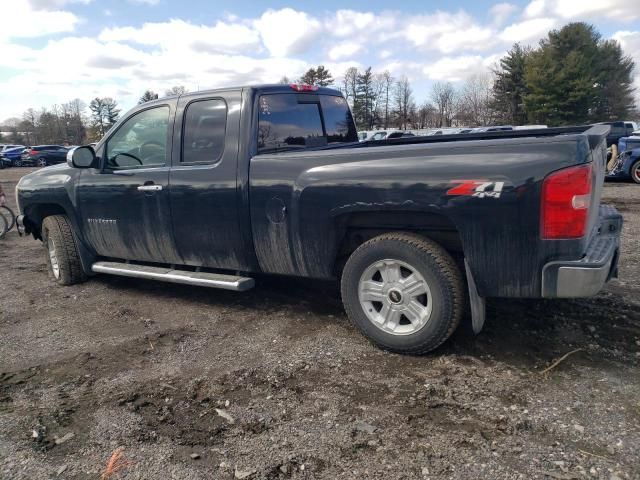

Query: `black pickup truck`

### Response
(16, 84, 622, 354)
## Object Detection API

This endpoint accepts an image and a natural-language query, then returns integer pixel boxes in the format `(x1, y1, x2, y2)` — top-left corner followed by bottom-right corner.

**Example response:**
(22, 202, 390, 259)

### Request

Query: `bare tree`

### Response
(341, 67, 359, 104)
(380, 71, 394, 129)
(165, 85, 188, 96)
(393, 76, 414, 130)
(456, 74, 496, 127)
(431, 82, 457, 127)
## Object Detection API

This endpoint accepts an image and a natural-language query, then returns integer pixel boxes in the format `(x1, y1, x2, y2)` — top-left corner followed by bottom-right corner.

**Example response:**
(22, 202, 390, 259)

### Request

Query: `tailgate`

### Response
(583, 124, 610, 250)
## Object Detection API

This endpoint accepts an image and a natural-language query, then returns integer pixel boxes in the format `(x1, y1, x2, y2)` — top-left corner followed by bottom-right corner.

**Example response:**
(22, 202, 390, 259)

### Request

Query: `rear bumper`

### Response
(542, 205, 622, 298)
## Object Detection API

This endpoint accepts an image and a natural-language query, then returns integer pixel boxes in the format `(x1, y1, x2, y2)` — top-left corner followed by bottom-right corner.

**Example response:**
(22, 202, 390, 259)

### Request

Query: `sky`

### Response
(0, 0, 639, 121)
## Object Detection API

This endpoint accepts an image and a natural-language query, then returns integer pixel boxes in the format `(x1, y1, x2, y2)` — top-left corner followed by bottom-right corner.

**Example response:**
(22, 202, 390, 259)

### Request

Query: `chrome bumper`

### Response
(542, 205, 622, 298)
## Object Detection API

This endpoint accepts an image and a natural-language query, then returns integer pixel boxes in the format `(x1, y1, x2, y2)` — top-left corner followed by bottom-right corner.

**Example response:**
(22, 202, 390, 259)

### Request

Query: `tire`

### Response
(14, 159, 22, 167)
(37, 158, 48, 167)
(42, 215, 87, 285)
(0, 212, 8, 239)
(341, 232, 465, 355)
(630, 160, 640, 184)
(0, 206, 16, 232)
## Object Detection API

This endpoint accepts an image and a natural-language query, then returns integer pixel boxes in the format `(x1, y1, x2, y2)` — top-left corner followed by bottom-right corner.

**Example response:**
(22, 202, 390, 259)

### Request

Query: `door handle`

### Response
(137, 185, 162, 191)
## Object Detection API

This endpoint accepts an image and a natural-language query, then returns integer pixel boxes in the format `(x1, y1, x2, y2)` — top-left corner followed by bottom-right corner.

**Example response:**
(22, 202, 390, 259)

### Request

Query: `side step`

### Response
(91, 261, 255, 291)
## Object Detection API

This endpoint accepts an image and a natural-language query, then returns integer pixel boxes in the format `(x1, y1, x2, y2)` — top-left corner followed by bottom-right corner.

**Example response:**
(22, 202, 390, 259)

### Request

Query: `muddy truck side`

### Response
(15, 84, 622, 354)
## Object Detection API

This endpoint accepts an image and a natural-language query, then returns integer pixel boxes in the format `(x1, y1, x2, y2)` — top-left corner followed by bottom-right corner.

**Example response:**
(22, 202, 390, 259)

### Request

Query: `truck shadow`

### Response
(96, 274, 640, 369)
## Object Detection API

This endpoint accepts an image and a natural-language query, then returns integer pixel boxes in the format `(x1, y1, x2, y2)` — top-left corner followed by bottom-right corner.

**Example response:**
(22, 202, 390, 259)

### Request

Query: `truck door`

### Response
(77, 103, 180, 263)
(168, 91, 253, 271)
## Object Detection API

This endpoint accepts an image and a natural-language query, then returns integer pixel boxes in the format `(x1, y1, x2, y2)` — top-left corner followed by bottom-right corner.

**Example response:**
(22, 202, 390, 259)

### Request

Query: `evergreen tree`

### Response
(523, 22, 636, 125)
(592, 39, 636, 121)
(299, 65, 334, 86)
(138, 90, 159, 104)
(492, 43, 529, 125)
(355, 67, 376, 129)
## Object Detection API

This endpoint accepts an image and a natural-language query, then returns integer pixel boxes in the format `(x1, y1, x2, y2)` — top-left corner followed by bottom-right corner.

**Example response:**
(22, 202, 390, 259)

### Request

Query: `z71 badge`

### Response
(447, 180, 505, 199)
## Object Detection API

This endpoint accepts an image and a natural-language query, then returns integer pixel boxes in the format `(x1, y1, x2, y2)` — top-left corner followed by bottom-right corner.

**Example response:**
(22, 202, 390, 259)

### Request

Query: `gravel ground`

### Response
(0, 167, 639, 480)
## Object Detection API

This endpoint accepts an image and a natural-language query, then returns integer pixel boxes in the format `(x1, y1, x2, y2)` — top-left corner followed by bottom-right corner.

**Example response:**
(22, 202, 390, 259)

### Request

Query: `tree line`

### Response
(0, 85, 189, 146)
(1, 22, 636, 146)
(295, 22, 637, 130)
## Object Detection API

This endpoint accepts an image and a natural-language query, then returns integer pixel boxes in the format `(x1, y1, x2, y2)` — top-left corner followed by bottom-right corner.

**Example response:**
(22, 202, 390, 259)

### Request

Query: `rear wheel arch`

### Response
(332, 210, 464, 277)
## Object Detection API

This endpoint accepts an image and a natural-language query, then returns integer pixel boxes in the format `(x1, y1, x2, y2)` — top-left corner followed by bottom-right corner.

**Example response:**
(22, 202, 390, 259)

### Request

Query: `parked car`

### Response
(386, 131, 415, 139)
(597, 121, 638, 147)
(0, 146, 27, 167)
(607, 135, 640, 183)
(0, 144, 25, 153)
(16, 84, 621, 355)
(20, 145, 69, 167)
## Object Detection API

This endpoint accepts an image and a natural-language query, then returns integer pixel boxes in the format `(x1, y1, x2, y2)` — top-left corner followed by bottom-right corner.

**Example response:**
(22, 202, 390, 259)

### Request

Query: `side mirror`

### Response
(67, 146, 96, 168)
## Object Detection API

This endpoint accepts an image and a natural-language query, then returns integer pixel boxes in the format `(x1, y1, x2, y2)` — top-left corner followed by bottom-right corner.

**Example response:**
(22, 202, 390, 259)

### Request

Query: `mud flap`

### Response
(464, 259, 485, 334)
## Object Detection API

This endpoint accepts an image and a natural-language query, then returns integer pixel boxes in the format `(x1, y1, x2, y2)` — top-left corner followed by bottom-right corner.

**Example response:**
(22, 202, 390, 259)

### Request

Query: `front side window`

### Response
(182, 99, 227, 163)
(106, 106, 169, 169)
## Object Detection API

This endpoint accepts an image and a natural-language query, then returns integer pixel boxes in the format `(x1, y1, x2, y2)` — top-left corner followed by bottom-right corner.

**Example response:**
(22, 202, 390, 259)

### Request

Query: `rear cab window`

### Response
(257, 93, 357, 153)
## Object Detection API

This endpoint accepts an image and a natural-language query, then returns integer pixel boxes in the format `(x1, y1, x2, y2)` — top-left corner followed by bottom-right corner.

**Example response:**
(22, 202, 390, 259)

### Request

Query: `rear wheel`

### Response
(14, 159, 22, 167)
(42, 215, 87, 285)
(631, 160, 640, 184)
(37, 158, 48, 167)
(341, 232, 464, 354)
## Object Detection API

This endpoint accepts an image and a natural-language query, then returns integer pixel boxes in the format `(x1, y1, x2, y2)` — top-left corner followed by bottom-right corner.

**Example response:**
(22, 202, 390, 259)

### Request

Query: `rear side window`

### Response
(182, 99, 227, 163)
(320, 96, 358, 144)
(257, 93, 357, 153)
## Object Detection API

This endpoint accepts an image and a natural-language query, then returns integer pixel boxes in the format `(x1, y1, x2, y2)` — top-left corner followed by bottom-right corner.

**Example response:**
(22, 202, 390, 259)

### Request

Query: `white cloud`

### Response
(129, 0, 159, 5)
(404, 11, 494, 54)
(524, 0, 638, 22)
(490, 3, 518, 26)
(254, 8, 322, 57)
(500, 17, 557, 43)
(29, 0, 91, 8)
(328, 42, 364, 61)
(330, 9, 395, 38)
(0, 0, 79, 40)
(99, 19, 261, 54)
(423, 54, 502, 82)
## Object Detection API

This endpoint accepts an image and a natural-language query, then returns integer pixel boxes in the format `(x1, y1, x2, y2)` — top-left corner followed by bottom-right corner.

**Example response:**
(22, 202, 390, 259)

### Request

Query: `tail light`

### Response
(289, 84, 318, 92)
(541, 164, 592, 239)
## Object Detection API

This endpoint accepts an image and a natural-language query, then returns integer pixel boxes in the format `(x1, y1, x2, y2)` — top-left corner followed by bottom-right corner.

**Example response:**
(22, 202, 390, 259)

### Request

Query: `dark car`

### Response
(20, 145, 69, 167)
(16, 84, 621, 355)
(598, 121, 638, 147)
(607, 135, 640, 183)
(0, 146, 27, 167)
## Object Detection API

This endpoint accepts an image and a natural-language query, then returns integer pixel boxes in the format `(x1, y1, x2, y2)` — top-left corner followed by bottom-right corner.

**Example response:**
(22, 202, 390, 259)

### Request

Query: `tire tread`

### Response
(42, 215, 87, 285)
(341, 232, 465, 355)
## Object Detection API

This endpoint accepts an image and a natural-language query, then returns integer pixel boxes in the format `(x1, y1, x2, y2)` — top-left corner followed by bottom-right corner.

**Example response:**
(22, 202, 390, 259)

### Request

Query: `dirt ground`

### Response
(0, 167, 638, 480)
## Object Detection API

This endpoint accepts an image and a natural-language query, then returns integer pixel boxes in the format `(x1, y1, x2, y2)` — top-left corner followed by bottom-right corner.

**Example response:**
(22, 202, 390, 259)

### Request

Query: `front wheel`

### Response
(42, 215, 87, 285)
(341, 232, 465, 355)
(37, 158, 48, 167)
(630, 160, 640, 184)
(14, 159, 22, 167)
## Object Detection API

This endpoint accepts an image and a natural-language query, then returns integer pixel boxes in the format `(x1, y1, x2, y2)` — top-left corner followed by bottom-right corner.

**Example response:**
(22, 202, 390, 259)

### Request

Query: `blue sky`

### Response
(1, 0, 639, 120)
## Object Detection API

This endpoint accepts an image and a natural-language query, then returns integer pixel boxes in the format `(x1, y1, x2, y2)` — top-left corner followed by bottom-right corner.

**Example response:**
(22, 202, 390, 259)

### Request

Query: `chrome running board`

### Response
(91, 261, 254, 291)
